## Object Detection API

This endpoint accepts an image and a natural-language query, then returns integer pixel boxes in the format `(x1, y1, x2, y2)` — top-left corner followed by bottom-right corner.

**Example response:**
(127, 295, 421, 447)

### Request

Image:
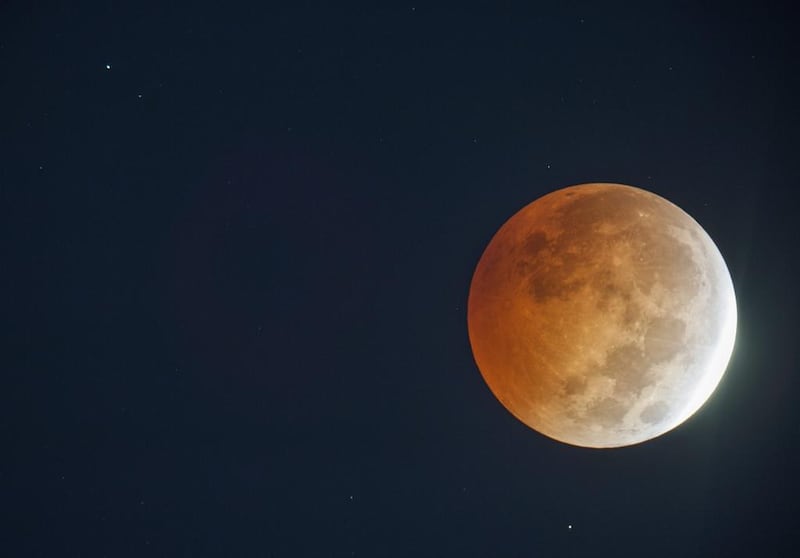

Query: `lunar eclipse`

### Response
(467, 183, 737, 448)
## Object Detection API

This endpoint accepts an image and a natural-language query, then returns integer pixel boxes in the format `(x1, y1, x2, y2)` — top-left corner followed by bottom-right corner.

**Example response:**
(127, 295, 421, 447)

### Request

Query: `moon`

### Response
(467, 183, 736, 448)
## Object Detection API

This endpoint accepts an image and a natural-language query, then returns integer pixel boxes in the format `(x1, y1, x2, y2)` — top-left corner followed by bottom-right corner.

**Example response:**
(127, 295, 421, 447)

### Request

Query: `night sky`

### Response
(4, 2, 799, 556)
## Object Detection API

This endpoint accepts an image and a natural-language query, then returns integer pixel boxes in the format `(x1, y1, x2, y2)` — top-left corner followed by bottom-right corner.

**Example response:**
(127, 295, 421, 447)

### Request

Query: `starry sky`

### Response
(4, 2, 799, 556)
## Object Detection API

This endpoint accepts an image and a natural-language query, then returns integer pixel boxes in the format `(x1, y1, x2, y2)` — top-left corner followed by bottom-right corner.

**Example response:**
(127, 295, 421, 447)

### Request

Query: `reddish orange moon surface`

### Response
(467, 184, 737, 448)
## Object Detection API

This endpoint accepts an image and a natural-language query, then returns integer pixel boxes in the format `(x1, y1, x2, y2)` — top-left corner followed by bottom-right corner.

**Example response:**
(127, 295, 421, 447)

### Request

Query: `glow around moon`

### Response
(467, 183, 736, 448)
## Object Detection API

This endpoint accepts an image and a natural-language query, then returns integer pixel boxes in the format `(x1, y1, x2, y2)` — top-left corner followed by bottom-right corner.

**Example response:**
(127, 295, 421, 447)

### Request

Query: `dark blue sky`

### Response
(3, 2, 798, 556)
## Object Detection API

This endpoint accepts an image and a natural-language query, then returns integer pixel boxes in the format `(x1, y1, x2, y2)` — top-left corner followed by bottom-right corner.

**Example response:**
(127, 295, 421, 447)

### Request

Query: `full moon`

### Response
(467, 183, 736, 448)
